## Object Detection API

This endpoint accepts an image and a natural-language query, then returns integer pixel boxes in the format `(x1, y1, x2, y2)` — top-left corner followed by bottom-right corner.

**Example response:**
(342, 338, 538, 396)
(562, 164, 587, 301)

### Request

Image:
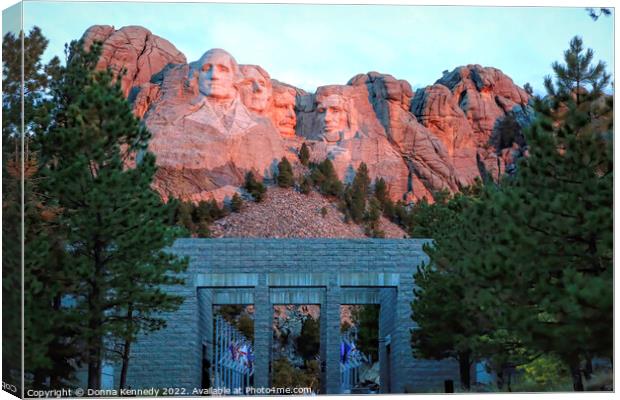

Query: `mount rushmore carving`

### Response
(82, 25, 534, 203)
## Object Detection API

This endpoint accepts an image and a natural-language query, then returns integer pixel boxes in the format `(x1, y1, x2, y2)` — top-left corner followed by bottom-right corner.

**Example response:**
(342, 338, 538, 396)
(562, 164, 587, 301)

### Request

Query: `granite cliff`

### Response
(82, 25, 534, 204)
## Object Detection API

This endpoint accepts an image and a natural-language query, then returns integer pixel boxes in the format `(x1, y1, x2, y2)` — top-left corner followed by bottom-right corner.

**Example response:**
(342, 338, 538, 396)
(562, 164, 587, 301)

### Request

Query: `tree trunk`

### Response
(584, 356, 593, 381)
(49, 294, 62, 389)
(119, 340, 131, 390)
(119, 305, 134, 390)
(506, 368, 512, 392)
(33, 370, 46, 389)
(87, 343, 102, 390)
(458, 350, 471, 390)
(496, 369, 504, 391)
(87, 250, 104, 390)
(569, 359, 584, 391)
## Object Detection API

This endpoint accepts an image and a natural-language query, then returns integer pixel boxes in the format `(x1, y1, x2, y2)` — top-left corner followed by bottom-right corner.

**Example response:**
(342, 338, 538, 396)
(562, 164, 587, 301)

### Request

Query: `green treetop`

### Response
(277, 156, 295, 188)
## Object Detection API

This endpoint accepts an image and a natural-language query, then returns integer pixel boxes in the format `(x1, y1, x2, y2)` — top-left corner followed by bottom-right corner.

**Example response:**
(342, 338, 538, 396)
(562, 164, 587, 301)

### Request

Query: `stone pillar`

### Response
(253, 274, 271, 389)
(378, 288, 396, 393)
(197, 288, 213, 388)
(391, 274, 416, 393)
(320, 279, 341, 394)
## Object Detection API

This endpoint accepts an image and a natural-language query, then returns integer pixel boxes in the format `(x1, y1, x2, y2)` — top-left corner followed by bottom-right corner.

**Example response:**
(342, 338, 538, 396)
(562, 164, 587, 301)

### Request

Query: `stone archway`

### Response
(124, 239, 460, 394)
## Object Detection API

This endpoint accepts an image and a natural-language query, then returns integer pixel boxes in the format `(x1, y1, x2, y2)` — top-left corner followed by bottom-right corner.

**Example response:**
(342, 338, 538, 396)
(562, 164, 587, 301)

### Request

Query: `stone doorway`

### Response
(125, 239, 460, 394)
(340, 304, 380, 394)
(271, 305, 321, 393)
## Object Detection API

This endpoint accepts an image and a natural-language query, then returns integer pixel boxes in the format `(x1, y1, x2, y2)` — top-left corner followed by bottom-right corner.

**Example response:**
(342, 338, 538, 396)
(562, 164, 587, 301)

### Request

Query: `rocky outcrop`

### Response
(142, 58, 289, 203)
(83, 25, 534, 204)
(296, 83, 412, 200)
(348, 72, 459, 197)
(82, 25, 186, 100)
(412, 65, 534, 186)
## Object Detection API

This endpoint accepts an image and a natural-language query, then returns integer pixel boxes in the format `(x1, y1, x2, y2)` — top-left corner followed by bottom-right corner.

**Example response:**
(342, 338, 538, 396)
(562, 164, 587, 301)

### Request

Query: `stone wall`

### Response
(126, 238, 459, 393)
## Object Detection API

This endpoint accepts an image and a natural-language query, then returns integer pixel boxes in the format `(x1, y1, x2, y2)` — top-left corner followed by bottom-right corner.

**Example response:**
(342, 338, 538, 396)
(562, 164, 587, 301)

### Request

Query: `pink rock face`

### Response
(239, 64, 273, 114)
(412, 65, 532, 187)
(81, 25, 186, 98)
(298, 84, 411, 201)
(270, 80, 297, 138)
(84, 25, 534, 204)
(192, 48, 240, 106)
(352, 73, 461, 196)
(315, 92, 357, 142)
(142, 55, 287, 202)
(270, 82, 297, 138)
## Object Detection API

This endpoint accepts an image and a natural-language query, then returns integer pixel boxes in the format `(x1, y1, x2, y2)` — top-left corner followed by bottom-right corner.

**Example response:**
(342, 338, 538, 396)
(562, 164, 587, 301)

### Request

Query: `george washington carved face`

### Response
(196, 49, 239, 102)
(239, 65, 272, 114)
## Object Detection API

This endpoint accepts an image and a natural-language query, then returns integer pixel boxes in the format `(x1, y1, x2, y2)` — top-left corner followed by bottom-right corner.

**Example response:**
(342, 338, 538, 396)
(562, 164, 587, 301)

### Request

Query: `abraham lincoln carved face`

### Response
(316, 94, 351, 143)
(196, 49, 240, 102)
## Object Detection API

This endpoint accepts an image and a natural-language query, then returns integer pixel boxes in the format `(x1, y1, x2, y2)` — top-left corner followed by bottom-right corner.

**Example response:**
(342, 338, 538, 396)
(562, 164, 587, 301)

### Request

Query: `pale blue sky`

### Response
(9, 1, 616, 94)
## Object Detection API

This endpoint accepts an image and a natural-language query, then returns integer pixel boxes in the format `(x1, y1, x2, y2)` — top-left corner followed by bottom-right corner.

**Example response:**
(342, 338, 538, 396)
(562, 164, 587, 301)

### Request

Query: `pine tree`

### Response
(364, 197, 384, 238)
(351, 305, 379, 361)
(408, 189, 452, 238)
(38, 40, 188, 389)
(348, 162, 370, 223)
(373, 177, 388, 206)
(543, 36, 610, 107)
(244, 171, 267, 202)
(276, 156, 294, 188)
(427, 36, 614, 391)
(412, 259, 476, 389)
(298, 142, 310, 166)
(231, 193, 243, 212)
(3, 27, 79, 390)
(296, 316, 320, 360)
(176, 201, 195, 233)
(299, 175, 312, 195)
(586, 7, 612, 21)
(310, 158, 343, 198)
(499, 37, 612, 391)
(411, 186, 533, 390)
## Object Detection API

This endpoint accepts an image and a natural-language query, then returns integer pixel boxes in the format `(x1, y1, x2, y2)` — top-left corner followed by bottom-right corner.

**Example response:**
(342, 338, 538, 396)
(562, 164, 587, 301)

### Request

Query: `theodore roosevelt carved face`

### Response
(271, 85, 297, 137)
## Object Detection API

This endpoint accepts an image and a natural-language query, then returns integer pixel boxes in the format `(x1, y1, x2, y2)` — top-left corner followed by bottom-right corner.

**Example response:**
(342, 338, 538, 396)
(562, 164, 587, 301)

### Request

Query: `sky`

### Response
(2, 1, 615, 94)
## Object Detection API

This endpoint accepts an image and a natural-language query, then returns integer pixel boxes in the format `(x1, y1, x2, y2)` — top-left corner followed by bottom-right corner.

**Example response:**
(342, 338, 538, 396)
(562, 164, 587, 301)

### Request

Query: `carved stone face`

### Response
(272, 88, 296, 137)
(239, 65, 272, 114)
(317, 94, 349, 142)
(197, 49, 238, 102)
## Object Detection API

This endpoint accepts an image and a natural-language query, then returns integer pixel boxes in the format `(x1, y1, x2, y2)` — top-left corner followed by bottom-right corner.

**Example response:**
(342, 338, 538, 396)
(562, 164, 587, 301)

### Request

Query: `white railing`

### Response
(211, 315, 254, 394)
(340, 328, 370, 393)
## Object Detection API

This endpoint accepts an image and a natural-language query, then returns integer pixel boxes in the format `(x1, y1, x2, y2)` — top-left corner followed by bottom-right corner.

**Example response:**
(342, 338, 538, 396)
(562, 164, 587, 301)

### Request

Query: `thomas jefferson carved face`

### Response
(271, 86, 296, 137)
(197, 49, 239, 102)
(239, 65, 272, 114)
(316, 94, 349, 143)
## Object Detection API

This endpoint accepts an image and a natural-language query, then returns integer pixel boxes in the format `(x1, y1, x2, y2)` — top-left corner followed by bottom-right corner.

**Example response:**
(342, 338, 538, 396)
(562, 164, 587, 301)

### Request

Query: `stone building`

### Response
(123, 238, 459, 394)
